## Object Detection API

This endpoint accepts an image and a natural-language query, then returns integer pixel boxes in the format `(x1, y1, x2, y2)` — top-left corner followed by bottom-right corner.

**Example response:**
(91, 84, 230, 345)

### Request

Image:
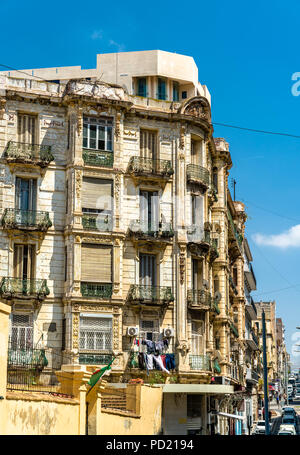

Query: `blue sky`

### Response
(1, 0, 300, 369)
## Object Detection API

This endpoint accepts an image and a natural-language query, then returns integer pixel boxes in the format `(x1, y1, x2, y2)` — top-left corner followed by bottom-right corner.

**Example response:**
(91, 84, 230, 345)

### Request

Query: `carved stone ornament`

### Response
(179, 96, 212, 123)
(179, 125, 185, 150)
(77, 107, 83, 135)
(179, 246, 186, 285)
(177, 341, 190, 356)
(0, 98, 6, 120)
(115, 112, 121, 140)
(75, 169, 82, 199)
(72, 313, 79, 349)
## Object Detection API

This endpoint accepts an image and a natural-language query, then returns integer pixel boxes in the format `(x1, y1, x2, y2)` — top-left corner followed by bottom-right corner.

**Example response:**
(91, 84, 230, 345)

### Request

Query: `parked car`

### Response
(282, 406, 296, 417)
(278, 424, 296, 435)
(282, 416, 297, 428)
(252, 420, 266, 434)
(294, 393, 300, 402)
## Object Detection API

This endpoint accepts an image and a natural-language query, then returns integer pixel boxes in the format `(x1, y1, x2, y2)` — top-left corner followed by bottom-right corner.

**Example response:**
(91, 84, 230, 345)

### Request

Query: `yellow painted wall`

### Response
(5, 393, 80, 435)
(0, 303, 11, 435)
(99, 385, 163, 435)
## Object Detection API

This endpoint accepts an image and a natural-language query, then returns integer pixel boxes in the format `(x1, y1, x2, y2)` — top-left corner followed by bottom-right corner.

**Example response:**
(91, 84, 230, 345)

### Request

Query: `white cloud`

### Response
(252, 224, 300, 248)
(91, 30, 103, 40)
(109, 39, 125, 52)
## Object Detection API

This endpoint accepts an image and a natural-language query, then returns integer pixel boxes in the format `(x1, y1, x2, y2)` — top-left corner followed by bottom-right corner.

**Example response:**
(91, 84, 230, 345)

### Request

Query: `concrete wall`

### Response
(99, 385, 163, 435)
(4, 392, 80, 435)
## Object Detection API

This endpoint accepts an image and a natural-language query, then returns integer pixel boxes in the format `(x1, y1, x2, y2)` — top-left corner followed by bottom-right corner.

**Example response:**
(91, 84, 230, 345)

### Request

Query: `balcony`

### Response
(229, 275, 238, 295)
(187, 289, 211, 310)
(127, 157, 174, 182)
(189, 354, 211, 371)
(227, 209, 243, 259)
(82, 213, 112, 231)
(186, 164, 210, 188)
(128, 220, 174, 243)
(245, 328, 259, 350)
(1, 209, 52, 232)
(244, 261, 257, 291)
(4, 141, 54, 168)
(230, 323, 239, 338)
(0, 277, 50, 300)
(79, 353, 113, 365)
(80, 282, 113, 299)
(246, 367, 260, 384)
(82, 149, 114, 167)
(245, 296, 257, 320)
(128, 285, 174, 306)
(211, 298, 221, 315)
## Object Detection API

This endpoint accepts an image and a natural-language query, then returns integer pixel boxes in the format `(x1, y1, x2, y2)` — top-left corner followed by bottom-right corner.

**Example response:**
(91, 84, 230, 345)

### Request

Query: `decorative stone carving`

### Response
(115, 112, 121, 140)
(72, 313, 79, 349)
(179, 245, 186, 285)
(0, 98, 6, 119)
(179, 96, 211, 122)
(75, 169, 82, 199)
(77, 107, 83, 135)
(179, 125, 185, 150)
(81, 236, 113, 245)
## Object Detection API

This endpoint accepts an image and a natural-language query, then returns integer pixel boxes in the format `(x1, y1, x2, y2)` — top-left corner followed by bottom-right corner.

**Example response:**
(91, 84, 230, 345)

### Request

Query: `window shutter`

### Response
(10, 313, 33, 349)
(191, 321, 204, 354)
(18, 114, 36, 144)
(82, 177, 112, 211)
(81, 244, 112, 283)
(79, 316, 112, 351)
(14, 245, 24, 278)
(140, 130, 156, 160)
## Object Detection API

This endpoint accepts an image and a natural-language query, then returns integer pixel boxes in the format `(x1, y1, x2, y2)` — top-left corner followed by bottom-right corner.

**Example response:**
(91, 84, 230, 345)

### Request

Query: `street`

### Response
(270, 401, 300, 435)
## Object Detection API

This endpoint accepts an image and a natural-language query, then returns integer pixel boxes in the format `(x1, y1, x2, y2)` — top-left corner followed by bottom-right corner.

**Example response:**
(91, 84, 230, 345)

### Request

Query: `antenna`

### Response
(231, 178, 237, 201)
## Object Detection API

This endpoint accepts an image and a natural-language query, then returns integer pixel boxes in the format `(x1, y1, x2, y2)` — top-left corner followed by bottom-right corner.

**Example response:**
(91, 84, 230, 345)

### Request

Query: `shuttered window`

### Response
(140, 130, 157, 159)
(139, 254, 156, 287)
(18, 114, 36, 144)
(81, 244, 112, 283)
(140, 190, 158, 232)
(82, 177, 113, 212)
(15, 178, 37, 211)
(79, 315, 112, 351)
(13, 244, 36, 279)
(10, 313, 33, 349)
(191, 321, 204, 354)
(139, 319, 160, 342)
(192, 259, 203, 291)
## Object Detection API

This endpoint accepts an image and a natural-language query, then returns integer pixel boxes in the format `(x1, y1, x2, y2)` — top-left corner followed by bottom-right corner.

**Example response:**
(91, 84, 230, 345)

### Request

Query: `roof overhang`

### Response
(162, 384, 235, 394)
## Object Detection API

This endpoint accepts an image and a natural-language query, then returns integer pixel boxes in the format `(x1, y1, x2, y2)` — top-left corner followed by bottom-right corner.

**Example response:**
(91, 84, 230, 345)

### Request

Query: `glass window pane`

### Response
(83, 137, 88, 148)
(83, 124, 88, 138)
(90, 125, 96, 139)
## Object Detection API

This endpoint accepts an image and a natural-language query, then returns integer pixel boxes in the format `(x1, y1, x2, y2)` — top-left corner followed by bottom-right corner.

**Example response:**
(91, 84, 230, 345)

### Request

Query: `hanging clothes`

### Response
(161, 354, 167, 369)
(143, 353, 149, 375)
(145, 354, 154, 370)
(165, 354, 175, 370)
(142, 339, 155, 354)
(153, 355, 170, 374)
(138, 352, 145, 369)
(130, 352, 139, 368)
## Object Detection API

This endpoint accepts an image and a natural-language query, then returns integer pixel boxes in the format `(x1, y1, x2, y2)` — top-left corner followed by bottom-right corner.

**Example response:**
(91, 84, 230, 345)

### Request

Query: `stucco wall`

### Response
(99, 385, 163, 435)
(4, 392, 80, 435)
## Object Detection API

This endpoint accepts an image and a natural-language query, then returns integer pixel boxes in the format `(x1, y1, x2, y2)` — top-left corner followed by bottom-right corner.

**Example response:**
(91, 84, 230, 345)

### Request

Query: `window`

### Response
(18, 114, 37, 145)
(182, 91, 187, 99)
(140, 130, 157, 160)
(191, 138, 203, 166)
(14, 244, 36, 280)
(82, 177, 113, 214)
(191, 194, 203, 226)
(139, 319, 160, 342)
(191, 321, 204, 354)
(139, 254, 157, 287)
(233, 267, 238, 286)
(213, 167, 218, 193)
(140, 190, 159, 232)
(10, 313, 33, 349)
(15, 177, 37, 211)
(79, 315, 112, 351)
(192, 259, 203, 291)
(173, 81, 179, 101)
(83, 117, 113, 151)
(157, 78, 167, 100)
(137, 77, 147, 97)
(81, 244, 112, 283)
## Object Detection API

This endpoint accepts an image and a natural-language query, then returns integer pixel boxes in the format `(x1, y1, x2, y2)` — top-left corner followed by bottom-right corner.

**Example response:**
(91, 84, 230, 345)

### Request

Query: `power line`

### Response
(0, 63, 59, 83)
(241, 199, 300, 224)
(253, 283, 300, 297)
(212, 122, 300, 139)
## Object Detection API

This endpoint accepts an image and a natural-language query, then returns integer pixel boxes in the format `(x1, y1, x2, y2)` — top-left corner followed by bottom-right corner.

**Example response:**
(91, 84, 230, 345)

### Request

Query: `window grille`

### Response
(10, 313, 33, 349)
(139, 319, 160, 342)
(83, 117, 113, 151)
(79, 316, 112, 351)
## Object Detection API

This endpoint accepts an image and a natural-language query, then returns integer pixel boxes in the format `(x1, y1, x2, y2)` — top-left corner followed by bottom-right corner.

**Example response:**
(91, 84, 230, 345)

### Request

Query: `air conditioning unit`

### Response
(127, 326, 139, 337)
(163, 327, 175, 338)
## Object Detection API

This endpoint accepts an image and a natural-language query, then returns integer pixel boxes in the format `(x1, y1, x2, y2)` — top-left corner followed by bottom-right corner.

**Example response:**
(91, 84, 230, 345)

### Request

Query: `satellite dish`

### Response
(214, 291, 222, 301)
(213, 350, 222, 360)
(203, 280, 209, 290)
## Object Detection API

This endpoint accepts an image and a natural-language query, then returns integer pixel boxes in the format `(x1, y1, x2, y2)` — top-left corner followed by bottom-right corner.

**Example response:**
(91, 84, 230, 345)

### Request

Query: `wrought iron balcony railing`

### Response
(128, 220, 174, 239)
(250, 328, 259, 346)
(82, 213, 112, 231)
(80, 282, 113, 299)
(4, 141, 54, 167)
(82, 149, 114, 167)
(8, 348, 48, 368)
(1, 209, 52, 231)
(128, 157, 174, 178)
(189, 354, 211, 371)
(227, 209, 243, 250)
(79, 353, 113, 365)
(246, 367, 260, 383)
(186, 164, 210, 187)
(230, 322, 239, 338)
(128, 285, 174, 304)
(0, 277, 50, 299)
(187, 226, 210, 244)
(187, 289, 211, 308)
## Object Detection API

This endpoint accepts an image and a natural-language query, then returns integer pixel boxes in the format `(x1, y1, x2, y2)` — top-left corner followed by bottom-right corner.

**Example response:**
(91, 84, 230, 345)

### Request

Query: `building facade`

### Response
(0, 51, 265, 435)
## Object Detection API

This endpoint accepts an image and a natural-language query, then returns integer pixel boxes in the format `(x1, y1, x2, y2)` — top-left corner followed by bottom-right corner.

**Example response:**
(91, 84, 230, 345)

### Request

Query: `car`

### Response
(294, 393, 300, 401)
(282, 416, 297, 428)
(252, 420, 266, 434)
(278, 424, 296, 435)
(282, 407, 296, 417)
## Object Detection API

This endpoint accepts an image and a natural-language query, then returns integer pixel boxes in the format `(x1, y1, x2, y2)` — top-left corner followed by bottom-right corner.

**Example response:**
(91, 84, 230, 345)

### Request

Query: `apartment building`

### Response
(0, 50, 262, 435)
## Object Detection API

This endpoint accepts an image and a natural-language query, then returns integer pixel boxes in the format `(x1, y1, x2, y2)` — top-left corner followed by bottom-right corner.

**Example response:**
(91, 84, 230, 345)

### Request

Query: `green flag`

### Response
(88, 357, 115, 388)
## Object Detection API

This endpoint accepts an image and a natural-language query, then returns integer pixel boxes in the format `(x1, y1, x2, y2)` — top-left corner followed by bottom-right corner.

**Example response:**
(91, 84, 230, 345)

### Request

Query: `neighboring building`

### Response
(0, 50, 264, 435)
(255, 301, 277, 383)
(276, 318, 288, 394)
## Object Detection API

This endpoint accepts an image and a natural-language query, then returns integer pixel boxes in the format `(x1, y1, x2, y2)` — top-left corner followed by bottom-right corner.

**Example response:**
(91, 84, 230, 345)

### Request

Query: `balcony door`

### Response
(140, 130, 157, 161)
(191, 321, 204, 355)
(15, 177, 37, 226)
(139, 254, 157, 288)
(10, 313, 33, 350)
(18, 114, 36, 145)
(192, 259, 203, 292)
(140, 190, 158, 233)
(14, 244, 36, 294)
